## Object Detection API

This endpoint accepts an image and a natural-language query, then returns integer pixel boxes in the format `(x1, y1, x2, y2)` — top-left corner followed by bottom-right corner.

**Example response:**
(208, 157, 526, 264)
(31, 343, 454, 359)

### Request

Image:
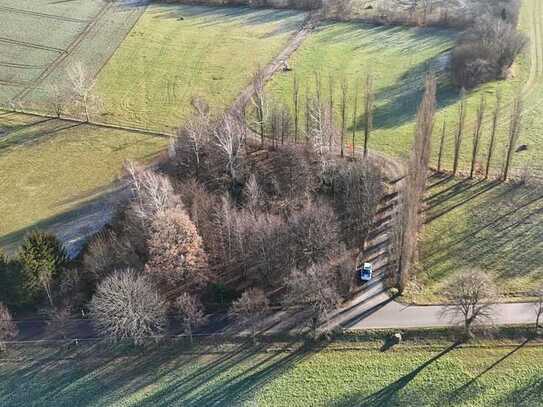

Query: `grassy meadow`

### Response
(92, 5, 306, 132)
(404, 175, 543, 303)
(0, 112, 166, 252)
(1, 340, 542, 406)
(266, 0, 543, 176)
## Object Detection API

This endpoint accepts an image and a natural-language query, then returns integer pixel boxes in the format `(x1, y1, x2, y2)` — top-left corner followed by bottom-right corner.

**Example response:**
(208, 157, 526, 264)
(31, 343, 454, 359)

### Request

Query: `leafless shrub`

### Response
(443, 270, 498, 340)
(90, 269, 167, 345)
(229, 288, 270, 344)
(175, 292, 207, 345)
(145, 207, 209, 296)
(0, 303, 18, 351)
(42, 305, 72, 339)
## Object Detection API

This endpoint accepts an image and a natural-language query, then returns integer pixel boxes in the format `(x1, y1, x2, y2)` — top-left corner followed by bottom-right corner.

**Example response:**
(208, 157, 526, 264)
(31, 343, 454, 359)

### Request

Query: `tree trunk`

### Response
(437, 122, 446, 173)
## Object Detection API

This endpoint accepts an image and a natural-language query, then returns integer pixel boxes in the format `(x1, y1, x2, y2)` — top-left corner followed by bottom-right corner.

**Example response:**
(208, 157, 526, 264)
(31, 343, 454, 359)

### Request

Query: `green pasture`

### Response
(0, 112, 166, 251)
(266, 0, 543, 176)
(0, 0, 109, 106)
(1, 340, 542, 406)
(92, 4, 306, 132)
(407, 176, 543, 303)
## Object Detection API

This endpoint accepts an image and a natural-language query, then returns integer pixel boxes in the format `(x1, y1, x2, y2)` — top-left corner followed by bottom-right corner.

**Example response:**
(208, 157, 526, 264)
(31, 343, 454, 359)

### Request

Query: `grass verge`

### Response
(1, 339, 542, 406)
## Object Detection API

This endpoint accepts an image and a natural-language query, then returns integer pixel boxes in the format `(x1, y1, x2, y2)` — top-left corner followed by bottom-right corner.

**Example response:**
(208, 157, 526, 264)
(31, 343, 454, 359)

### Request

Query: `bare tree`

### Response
(503, 94, 523, 181)
(437, 121, 446, 173)
(90, 269, 167, 345)
(229, 288, 270, 344)
(174, 113, 211, 180)
(125, 162, 178, 225)
(283, 263, 341, 339)
(145, 207, 209, 295)
(252, 69, 267, 145)
(214, 114, 244, 182)
(340, 77, 348, 157)
(534, 287, 543, 336)
(327, 160, 384, 251)
(485, 93, 501, 179)
(175, 293, 207, 346)
(453, 91, 466, 176)
(351, 79, 359, 158)
(470, 96, 486, 178)
(443, 270, 497, 340)
(68, 61, 101, 122)
(244, 173, 262, 214)
(48, 84, 66, 118)
(363, 74, 374, 158)
(395, 75, 436, 293)
(293, 75, 300, 142)
(410, 74, 436, 196)
(328, 74, 335, 148)
(0, 303, 18, 352)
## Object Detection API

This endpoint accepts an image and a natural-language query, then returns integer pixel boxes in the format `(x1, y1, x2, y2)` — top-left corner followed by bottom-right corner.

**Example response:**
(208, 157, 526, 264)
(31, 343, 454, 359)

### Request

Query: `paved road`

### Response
(327, 277, 537, 330)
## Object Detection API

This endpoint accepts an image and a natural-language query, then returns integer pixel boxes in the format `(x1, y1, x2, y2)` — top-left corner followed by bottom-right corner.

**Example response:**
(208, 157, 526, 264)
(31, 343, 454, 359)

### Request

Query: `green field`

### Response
(405, 176, 543, 303)
(0, 3, 305, 250)
(1, 340, 542, 406)
(92, 5, 306, 132)
(0, 0, 128, 108)
(0, 112, 166, 252)
(266, 0, 543, 176)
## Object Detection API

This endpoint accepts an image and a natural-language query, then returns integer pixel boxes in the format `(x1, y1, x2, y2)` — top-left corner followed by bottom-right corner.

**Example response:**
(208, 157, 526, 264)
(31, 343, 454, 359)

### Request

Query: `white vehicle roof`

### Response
(363, 262, 372, 268)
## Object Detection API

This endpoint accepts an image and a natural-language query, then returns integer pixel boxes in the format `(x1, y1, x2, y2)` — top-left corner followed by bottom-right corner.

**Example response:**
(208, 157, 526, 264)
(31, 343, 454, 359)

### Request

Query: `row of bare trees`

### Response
(252, 70, 374, 158)
(435, 92, 524, 181)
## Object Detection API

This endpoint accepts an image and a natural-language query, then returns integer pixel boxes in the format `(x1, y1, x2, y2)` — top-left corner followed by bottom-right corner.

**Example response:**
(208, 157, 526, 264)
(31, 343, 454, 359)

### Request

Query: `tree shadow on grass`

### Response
(0, 341, 268, 407)
(448, 340, 530, 405)
(138, 341, 310, 406)
(422, 179, 543, 283)
(147, 3, 304, 33)
(0, 184, 130, 258)
(332, 342, 460, 407)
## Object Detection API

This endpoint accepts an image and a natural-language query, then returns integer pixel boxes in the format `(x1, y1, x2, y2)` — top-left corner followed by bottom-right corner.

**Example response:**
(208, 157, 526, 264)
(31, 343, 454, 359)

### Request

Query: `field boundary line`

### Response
(0, 37, 66, 54)
(12, 2, 114, 103)
(88, 2, 149, 90)
(0, 5, 91, 24)
(0, 106, 172, 138)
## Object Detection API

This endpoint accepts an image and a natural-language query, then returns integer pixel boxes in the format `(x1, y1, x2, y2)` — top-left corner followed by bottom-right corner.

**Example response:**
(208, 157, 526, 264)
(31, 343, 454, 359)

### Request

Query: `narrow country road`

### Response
(328, 277, 537, 330)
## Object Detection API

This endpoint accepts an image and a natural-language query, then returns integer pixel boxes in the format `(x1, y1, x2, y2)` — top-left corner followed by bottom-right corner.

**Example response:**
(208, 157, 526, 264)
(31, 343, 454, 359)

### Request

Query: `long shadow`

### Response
(334, 342, 460, 407)
(147, 3, 304, 32)
(424, 180, 500, 224)
(0, 184, 129, 257)
(340, 294, 398, 328)
(448, 340, 529, 403)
